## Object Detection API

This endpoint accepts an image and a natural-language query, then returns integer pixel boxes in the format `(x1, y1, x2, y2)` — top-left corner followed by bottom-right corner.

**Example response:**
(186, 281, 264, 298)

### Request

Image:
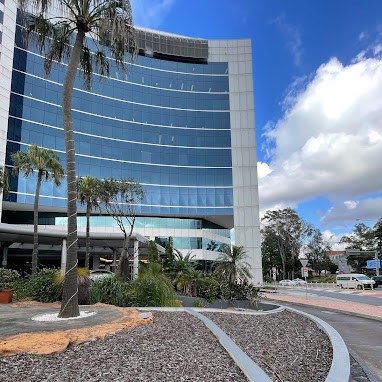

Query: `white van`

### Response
(336, 274, 376, 290)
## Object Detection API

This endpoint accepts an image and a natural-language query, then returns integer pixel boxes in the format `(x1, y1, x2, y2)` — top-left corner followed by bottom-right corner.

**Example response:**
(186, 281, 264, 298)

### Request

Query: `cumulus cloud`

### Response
(257, 162, 272, 179)
(322, 230, 346, 250)
(259, 47, 382, 225)
(130, 0, 175, 29)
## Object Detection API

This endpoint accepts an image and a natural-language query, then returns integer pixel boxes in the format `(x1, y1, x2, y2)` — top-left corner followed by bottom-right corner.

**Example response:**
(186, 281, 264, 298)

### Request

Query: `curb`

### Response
(185, 308, 272, 382)
(349, 349, 381, 382)
(285, 306, 350, 382)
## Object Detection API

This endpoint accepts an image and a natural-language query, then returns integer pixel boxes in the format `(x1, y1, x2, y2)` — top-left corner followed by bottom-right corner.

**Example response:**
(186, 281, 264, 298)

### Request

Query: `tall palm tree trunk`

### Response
(85, 202, 91, 270)
(32, 172, 42, 275)
(117, 234, 131, 281)
(59, 30, 85, 318)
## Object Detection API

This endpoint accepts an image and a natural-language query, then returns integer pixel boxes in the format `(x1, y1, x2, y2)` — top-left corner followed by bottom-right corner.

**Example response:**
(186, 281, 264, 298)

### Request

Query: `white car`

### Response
(279, 279, 292, 286)
(292, 278, 307, 286)
(89, 269, 114, 281)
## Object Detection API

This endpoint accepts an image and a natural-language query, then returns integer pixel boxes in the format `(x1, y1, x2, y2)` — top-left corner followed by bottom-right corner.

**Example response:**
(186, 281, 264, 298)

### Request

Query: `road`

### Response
(277, 288, 382, 381)
(297, 287, 382, 306)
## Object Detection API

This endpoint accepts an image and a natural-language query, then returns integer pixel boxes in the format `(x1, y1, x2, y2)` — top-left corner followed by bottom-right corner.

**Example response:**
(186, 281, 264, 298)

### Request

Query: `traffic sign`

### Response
(366, 259, 382, 269)
(300, 259, 309, 267)
(301, 267, 308, 277)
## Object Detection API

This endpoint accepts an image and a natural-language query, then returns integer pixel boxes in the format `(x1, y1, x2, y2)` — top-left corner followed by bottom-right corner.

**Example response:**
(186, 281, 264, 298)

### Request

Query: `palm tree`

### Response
(77, 176, 101, 271)
(19, 0, 137, 317)
(11, 145, 64, 275)
(168, 249, 196, 295)
(0, 168, 9, 194)
(214, 244, 251, 284)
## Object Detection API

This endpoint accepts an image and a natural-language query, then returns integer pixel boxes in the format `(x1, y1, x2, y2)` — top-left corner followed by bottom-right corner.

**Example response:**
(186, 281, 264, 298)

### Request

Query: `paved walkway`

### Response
(262, 289, 382, 321)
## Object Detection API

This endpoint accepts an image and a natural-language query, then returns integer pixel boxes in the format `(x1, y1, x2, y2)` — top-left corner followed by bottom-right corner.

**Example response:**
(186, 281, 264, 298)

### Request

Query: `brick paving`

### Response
(264, 293, 382, 321)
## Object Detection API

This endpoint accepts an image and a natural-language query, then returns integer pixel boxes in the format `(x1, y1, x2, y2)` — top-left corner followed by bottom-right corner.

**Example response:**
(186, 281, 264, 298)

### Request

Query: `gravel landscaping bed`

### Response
(0, 309, 335, 382)
(205, 310, 333, 382)
(0, 311, 247, 382)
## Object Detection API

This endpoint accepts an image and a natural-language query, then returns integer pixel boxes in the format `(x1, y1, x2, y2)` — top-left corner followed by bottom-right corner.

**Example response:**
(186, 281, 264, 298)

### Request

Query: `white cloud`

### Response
(321, 198, 382, 225)
(130, 0, 176, 29)
(322, 230, 346, 250)
(260, 46, 382, 225)
(358, 31, 369, 41)
(344, 200, 358, 210)
(374, 44, 382, 55)
(271, 14, 303, 67)
(257, 162, 272, 179)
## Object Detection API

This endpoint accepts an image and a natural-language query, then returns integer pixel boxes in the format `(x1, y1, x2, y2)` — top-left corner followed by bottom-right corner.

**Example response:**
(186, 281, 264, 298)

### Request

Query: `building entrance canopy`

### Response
(0, 223, 163, 256)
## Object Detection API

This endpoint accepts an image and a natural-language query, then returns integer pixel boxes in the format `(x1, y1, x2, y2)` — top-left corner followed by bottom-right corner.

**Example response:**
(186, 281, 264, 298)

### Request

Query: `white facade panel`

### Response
(0, 0, 17, 220)
(209, 39, 262, 284)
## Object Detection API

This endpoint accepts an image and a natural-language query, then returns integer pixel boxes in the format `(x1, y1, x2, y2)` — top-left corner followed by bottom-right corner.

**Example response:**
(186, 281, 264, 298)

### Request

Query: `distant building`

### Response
(327, 251, 353, 273)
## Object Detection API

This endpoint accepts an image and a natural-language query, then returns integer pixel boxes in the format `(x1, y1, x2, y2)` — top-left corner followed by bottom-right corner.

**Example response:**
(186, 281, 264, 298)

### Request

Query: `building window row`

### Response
(15, 44, 229, 93)
(10, 92, 231, 130)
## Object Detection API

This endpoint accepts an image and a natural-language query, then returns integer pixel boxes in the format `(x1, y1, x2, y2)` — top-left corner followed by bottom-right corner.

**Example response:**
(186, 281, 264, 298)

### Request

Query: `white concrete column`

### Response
(2, 246, 8, 268)
(60, 239, 67, 271)
(93, 255, 100, 270)
(0, 0, 18, 221)
(133, 240, 139, 280)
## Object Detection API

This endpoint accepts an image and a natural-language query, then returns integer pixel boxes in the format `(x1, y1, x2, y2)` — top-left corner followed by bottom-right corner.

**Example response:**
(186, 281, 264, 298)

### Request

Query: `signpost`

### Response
(272, 267, 277, 281)
(300, 258, 309, 298)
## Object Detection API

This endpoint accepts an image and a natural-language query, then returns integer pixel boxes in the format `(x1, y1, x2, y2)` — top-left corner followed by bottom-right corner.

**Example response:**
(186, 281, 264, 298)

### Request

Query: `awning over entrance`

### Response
(0, 223, 164, 255)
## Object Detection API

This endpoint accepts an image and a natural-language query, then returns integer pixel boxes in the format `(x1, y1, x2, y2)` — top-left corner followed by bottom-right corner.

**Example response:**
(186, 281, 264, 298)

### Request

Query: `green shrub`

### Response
(197, 275, 220, 302)
(13, 277, 32, 300)
(89, 276, 132, 307)
(219, 280, 260, 301)
(129, 272, 177, 307)
(29, 268, 62, 302)
(0, 268, 20, 290)
(193, 299, 204, 307)
(263, 275, 273, 283)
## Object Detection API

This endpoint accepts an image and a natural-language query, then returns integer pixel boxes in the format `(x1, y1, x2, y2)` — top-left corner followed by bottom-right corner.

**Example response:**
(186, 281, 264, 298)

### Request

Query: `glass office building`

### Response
(0, 1, 262, 283)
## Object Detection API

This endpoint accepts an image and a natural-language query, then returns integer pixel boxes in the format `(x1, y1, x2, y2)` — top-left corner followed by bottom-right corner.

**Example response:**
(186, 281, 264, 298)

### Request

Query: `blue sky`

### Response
(130, 0, 382, 247)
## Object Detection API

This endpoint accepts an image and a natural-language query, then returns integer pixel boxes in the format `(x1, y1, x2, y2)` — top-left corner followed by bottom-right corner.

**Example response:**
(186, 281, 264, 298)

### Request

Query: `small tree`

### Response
(100, 178, 144, 281)
(214, 244, 251, 284)
(11, 145, 64, 275)
(262, 208, 310, 279)
(304, 227, 332, 274)
(77, 176, 102, 270)
(168, 249, 196, 295)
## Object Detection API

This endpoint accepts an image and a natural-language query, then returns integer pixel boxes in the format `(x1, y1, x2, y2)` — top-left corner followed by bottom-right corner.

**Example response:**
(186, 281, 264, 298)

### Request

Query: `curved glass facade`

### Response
(0, 7, 261, 282)
(6, 27, 233, 217)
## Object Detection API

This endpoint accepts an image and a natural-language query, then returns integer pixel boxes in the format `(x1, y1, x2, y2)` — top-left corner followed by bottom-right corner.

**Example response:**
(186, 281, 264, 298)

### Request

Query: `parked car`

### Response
(372, 276, 382, 288)
(279, 279, 292, 286)
(89, 269, 114, 281)
(292, 278, 307, 286)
